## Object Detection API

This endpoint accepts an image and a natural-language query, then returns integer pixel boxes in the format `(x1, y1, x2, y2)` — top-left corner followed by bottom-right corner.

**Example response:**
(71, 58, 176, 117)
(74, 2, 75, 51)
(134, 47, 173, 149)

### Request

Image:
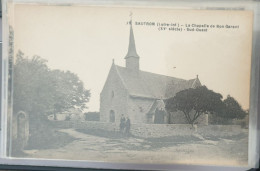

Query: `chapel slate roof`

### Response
(114, 65, 200, 99)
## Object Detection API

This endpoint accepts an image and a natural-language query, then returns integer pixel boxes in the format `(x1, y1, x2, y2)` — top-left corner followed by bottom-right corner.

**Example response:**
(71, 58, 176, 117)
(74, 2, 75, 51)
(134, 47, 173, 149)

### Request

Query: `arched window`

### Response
(109, 110, 115, 122)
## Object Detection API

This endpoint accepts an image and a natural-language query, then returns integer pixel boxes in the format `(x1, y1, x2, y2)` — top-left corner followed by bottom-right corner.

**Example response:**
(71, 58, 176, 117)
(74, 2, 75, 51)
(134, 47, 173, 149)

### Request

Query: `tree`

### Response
(50, 70, 91, 120)
(220, 95, 247, 120)
(165, 86, 223, 126)
(13, 51, 90, 122)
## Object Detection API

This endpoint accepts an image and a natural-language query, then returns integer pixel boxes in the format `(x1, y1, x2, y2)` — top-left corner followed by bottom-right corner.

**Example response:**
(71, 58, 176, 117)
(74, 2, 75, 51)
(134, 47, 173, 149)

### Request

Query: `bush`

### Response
(65, 115, 71, 121)
(84, 112, 100, 121)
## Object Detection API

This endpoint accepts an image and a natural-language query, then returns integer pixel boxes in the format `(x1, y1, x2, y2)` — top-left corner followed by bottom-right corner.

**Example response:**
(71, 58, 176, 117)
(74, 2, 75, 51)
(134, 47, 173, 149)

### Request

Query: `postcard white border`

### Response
(1, 0, 260, 170)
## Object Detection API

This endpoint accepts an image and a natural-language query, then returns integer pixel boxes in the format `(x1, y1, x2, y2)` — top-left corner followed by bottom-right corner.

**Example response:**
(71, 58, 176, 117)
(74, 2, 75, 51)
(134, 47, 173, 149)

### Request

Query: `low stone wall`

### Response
(50, 121, 243, 138)
(130, 124, 242, 138)
(131, 124, 194, 138)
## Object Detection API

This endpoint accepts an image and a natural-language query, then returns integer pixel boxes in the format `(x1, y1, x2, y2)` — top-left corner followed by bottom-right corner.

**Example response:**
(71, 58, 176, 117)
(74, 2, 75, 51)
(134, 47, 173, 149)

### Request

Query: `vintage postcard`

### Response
(6, 3, 253, 166)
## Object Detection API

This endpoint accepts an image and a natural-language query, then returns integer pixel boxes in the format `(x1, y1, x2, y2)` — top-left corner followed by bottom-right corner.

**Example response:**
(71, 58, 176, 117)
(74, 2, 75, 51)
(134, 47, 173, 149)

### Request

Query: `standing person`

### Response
(125, 117, 131, 137)
(119, 114, 125, 136)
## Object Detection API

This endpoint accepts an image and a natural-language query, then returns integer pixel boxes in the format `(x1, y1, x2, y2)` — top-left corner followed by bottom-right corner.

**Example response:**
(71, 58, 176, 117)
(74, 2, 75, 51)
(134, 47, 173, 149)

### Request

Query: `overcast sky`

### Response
(10, 4, 252, 111)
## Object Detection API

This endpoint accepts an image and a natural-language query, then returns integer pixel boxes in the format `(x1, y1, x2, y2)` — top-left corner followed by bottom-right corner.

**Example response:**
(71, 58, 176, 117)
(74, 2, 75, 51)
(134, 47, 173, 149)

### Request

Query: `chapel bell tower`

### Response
(125, 20, 140, 71)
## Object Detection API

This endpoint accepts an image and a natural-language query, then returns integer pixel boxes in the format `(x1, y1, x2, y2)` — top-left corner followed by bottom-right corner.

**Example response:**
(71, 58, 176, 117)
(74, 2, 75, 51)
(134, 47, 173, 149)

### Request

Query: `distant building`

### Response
(48, 108, 84, 121)
(100, 23, 203, 124)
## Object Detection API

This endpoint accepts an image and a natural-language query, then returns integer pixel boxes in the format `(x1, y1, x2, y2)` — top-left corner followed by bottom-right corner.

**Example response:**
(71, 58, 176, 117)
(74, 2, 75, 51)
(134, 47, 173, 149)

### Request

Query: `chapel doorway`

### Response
(109, 110, 115, 122)
(154, 108, 166, 124)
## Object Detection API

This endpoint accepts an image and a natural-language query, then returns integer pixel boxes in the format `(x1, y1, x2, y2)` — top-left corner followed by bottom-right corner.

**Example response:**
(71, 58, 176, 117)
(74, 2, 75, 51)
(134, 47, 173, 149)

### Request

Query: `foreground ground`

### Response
(21, 128, 248, 166)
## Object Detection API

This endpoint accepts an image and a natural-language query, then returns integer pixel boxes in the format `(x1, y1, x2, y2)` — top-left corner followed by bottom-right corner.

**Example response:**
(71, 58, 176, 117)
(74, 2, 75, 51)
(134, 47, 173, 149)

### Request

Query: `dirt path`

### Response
(24, 128, 248, 166)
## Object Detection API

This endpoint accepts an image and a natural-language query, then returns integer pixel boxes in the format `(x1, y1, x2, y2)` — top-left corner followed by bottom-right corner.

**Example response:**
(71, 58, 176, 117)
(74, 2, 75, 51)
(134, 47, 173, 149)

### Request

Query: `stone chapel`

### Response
(100, 23, 202, 124)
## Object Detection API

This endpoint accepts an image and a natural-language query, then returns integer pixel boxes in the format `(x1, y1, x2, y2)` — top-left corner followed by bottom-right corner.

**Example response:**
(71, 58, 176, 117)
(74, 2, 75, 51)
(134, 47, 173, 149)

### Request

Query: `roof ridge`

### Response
(115, 64, 189, 82)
